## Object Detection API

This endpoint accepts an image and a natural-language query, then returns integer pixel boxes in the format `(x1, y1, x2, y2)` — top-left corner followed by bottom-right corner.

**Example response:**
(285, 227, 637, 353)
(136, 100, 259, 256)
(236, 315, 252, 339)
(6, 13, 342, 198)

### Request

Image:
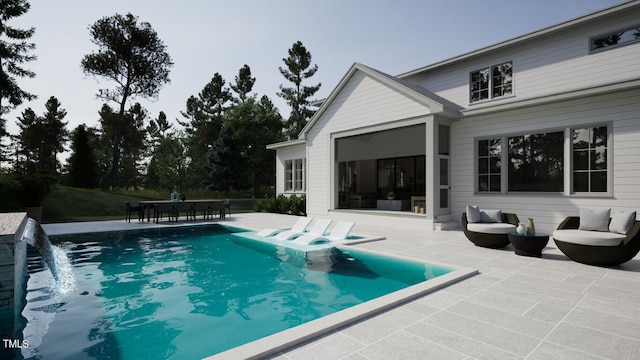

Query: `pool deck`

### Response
(42, 213, 640, 360)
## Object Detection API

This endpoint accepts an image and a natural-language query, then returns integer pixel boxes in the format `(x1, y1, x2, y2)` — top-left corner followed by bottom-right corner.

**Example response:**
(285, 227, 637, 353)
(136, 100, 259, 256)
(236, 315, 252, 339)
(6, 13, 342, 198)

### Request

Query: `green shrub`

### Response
(252, 196, 264, 212)
(289, 194, 306, 216)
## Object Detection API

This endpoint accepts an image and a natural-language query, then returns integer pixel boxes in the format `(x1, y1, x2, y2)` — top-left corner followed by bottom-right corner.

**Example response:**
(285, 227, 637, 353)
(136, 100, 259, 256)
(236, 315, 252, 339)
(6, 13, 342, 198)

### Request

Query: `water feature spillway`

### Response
(21, 218, 75, 295)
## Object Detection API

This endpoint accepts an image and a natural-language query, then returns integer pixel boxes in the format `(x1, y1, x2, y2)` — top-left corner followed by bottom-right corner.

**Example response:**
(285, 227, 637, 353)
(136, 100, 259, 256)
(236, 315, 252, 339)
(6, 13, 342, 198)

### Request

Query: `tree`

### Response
(39, 96, 68, 173)
(15, 107, 40, 172)
(203, 125, 243, 194)
(226, 95, 284, 196)
(178, 73, 231, 187)
(147, 132, 190, 192)
(81, 13, 172, 190)
(67, 125, 100, 188)
(146, 110, 172, 146)
(278, 41, 321, 139)
(0, 0, 36, 136)
(230, 64, 255, 104)
(15, 96, 68, 175)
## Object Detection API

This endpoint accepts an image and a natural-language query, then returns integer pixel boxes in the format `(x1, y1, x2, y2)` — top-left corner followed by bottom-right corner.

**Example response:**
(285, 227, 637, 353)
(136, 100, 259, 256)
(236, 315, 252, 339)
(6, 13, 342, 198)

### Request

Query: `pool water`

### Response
(21, 225, 451, 359)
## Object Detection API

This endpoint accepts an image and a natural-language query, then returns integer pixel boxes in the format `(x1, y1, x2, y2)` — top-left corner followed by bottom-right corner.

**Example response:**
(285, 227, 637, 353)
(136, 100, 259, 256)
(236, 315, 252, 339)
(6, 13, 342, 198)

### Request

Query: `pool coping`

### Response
(205, 245, 478, 360)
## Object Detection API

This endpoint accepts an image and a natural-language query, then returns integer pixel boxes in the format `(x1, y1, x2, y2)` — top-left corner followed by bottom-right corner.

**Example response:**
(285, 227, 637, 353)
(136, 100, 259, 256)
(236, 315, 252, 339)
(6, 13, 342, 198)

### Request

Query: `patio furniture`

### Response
(154, 203, 177, 223)
(508, 232, 549, 257)
(257, 217, 313, 237)
(461, 209, 519, 248)
(175, 201, 195, 221)
(275, 218, 332, 240)
(293, 220, 355, 245)
(125, 201, 143, 222)
(553, 215, 640, 266)
(224, 199, 231, 217)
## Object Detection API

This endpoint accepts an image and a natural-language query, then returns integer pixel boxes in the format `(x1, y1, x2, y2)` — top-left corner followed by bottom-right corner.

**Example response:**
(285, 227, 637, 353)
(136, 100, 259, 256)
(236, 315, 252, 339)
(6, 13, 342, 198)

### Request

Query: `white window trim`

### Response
(474, 123, 612, 197)
(284, 158, 306, 194)
(469, 61, 514, 104)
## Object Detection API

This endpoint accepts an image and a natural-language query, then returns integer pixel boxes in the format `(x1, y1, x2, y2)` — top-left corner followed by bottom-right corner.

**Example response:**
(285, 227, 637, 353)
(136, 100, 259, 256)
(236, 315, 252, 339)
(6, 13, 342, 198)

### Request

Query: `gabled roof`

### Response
(297, 62, 463, 140)
(398, 0, 639, 79)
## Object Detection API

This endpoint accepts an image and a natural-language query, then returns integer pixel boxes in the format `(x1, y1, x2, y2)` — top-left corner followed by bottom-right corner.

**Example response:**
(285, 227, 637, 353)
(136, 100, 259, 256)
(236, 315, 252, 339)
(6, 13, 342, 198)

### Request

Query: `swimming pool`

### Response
(21, 224, 475, 359)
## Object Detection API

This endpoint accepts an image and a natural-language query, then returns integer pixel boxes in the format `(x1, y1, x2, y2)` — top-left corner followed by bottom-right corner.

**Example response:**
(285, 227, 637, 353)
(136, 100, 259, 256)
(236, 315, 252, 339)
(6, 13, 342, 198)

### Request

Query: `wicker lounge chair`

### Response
(125, 201, 143, 222)
(553, 216, 640, 266)
(461, 212, 520, 248)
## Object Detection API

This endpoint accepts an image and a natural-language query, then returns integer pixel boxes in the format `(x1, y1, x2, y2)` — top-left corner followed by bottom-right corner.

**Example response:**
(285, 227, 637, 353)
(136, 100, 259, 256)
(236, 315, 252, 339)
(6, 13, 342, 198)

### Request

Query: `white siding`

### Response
(404, 8, 640, 110)
(450, 88, 640, 233)
(274, 143, 306, 195)
(306, 71, 430, 215)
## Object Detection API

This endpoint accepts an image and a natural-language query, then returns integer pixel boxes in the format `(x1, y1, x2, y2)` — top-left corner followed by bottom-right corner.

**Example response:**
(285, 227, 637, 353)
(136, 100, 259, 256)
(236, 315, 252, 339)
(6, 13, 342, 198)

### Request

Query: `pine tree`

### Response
(203, 126, 243, 195)
(67, 125, 99, 188)
(81, 13, 172, 190)
(0, 0, 37, 136)
(278, 41, 321, 140)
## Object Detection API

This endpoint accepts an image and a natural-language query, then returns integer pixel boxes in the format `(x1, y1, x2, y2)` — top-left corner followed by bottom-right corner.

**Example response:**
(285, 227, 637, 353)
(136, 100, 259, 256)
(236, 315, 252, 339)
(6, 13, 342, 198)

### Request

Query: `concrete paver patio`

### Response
(42, 212, 640, 360)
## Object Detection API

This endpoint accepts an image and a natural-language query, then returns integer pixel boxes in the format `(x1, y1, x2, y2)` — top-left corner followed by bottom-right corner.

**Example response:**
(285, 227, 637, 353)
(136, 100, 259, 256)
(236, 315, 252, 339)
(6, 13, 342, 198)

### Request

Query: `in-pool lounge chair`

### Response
(461, 206, 519, 248)
(275, 218, 332, 241)
(553, 209, 640, 266)
(293, 220, 355, 245)
(257, 217, 313, 237)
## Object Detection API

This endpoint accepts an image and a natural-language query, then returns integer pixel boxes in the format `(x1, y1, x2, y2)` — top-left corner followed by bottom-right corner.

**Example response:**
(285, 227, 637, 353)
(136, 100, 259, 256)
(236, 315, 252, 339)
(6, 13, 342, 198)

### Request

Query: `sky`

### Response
(3, 0, 628, 138)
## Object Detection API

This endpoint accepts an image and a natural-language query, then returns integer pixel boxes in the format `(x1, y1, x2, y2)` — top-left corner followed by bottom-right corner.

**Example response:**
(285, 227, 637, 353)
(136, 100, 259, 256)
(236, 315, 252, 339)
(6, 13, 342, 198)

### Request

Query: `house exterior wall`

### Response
(270, 2, 640, 229)
(450, 88, 640, 233)
(403, 7, 640, 110)
(305, 71, 430, 215)
(273, 143, 306, 195)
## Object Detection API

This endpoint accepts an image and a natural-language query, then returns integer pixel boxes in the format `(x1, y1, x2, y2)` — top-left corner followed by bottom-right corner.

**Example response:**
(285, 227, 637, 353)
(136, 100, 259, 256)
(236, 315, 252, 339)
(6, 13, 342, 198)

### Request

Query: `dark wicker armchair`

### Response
(553, 216, 640, 266)
(461, 212, 520, 248)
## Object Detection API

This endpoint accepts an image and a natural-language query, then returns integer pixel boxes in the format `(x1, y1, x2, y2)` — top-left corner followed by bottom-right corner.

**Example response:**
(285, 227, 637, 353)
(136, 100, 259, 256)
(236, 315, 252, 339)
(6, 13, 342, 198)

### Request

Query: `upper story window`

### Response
(591, 26, 640, 52)
(470, 61, 512, 103)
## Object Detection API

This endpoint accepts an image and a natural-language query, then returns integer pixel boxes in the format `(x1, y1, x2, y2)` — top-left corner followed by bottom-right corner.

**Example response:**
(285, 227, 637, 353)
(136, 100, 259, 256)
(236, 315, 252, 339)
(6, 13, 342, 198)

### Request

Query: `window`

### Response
(470, 61, 512, 103)
(477, 138, 501, 192)
(572, 126, 607, 192)
(508, 131, 564, 192)
(591, 26, 640, 52)
(285, 158, 305, 192)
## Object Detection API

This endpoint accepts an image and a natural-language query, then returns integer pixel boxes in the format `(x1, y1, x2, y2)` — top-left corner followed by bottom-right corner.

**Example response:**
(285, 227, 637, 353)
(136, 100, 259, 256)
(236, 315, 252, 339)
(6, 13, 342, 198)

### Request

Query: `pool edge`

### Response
(205, 251, 478, 360)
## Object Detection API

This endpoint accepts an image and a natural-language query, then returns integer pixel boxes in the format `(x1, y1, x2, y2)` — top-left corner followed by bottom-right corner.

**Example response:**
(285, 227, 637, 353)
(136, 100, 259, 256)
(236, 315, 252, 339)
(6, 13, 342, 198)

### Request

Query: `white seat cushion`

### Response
(552, 229, 625, 247)
(467, 223, 516, 234)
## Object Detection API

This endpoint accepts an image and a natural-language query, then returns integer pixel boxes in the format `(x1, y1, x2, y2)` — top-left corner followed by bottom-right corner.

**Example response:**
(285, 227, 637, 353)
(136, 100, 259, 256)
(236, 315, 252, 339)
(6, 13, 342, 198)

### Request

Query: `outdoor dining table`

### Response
(138, 199, 227, 222)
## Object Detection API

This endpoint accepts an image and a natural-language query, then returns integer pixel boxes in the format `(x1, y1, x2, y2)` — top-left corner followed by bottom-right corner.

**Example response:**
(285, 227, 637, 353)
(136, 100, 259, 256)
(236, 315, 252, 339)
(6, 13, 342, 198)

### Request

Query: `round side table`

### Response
(508, 232, 550, 257)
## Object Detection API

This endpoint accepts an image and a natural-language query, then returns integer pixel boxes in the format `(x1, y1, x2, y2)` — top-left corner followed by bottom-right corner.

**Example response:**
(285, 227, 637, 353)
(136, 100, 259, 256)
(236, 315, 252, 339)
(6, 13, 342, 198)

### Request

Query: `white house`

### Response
(267, 1, 640, 233)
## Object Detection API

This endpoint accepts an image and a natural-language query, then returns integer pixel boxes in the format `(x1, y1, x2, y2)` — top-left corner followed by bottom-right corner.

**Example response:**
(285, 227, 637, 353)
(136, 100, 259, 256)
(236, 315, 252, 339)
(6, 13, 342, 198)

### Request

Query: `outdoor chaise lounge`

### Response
(275, 218, 332, 240)
(461, 205, 519, 248)
(293, 220, 355, 245)
(553, 209, 640, 266)
(257, 217, 313, 237)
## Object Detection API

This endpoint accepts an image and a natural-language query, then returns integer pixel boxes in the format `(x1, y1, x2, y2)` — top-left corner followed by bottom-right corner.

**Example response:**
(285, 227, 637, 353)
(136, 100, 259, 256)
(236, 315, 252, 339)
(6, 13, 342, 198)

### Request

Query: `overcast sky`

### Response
(4, 0, 626, 136)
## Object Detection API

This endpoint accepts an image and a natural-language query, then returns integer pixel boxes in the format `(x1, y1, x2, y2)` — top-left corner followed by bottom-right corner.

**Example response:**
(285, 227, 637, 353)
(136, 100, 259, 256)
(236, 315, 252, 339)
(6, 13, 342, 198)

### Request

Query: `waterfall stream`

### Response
(21, 219, 76, 296)
(20, 219, 76, 357)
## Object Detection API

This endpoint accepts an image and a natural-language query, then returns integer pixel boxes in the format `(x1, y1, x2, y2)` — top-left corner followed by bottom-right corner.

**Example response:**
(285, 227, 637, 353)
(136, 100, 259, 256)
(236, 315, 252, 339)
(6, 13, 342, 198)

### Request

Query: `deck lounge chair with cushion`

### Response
(461, 205, 519, 248)
(275, 218, 332, 241)
(257, 217, 313, 237)
(293, 220, 355, 245)
(125, 201, 143, 222)
(553, 209, 640, 266)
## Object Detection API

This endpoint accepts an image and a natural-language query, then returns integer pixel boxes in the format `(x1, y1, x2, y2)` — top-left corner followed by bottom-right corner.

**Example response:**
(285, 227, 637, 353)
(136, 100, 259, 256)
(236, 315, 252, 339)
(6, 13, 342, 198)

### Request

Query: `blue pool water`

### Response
(21, 224, 452, 359)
